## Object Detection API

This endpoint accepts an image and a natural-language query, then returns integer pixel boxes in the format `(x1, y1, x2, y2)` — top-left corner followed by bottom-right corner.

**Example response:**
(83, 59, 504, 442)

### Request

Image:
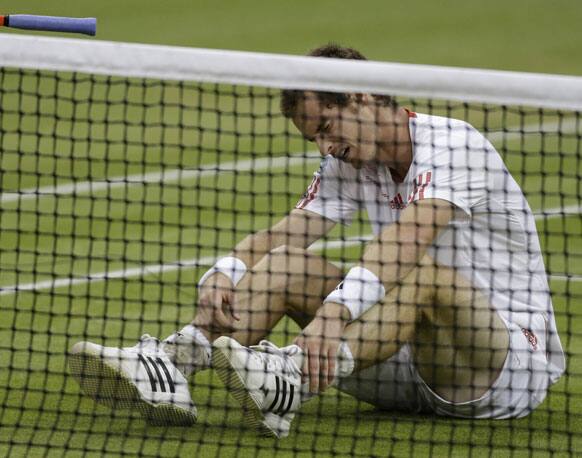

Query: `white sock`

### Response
(178, 324, 212, 356)
(162, 324, 212, 376)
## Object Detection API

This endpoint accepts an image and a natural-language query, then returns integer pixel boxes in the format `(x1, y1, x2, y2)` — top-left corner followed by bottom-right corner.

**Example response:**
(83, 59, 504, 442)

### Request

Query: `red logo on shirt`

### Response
(296, 175, 321, 209)
(407, 171, 432, 203)
(388, 172, 433, 210)
(390, 193, 406, 209)
(521, 328, 539, 351)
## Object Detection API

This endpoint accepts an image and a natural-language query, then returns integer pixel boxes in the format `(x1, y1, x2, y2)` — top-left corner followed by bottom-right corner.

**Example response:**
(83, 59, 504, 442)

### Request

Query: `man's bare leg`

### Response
(194, 246, 508, 403)
(193, 245, 343, 346)
(343, 254, 510, 403)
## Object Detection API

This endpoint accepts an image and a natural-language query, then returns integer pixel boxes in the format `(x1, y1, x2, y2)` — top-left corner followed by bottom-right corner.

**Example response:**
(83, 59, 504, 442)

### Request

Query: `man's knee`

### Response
(249, 245, 307, 274)
(394, 255, 439, 309)
(269, 244, 309, 257)
(406, 253, 505, 339)
(391, 253, 465, 322)
(258, 245, 310, 275)
(399, 253, 478, 305)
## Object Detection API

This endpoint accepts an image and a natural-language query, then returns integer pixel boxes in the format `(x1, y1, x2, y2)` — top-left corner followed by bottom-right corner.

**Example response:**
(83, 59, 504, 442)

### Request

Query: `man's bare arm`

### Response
(361, 198, 455, 289)
(314, 198, 456, 323)
(298, 198, 456, 393)
(229, 208, 336, 268)
(195, 209, 335, 333)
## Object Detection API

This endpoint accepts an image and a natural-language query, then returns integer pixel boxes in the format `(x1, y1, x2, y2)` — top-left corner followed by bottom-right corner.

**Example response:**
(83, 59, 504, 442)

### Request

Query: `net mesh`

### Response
(0, 39, 581, 457)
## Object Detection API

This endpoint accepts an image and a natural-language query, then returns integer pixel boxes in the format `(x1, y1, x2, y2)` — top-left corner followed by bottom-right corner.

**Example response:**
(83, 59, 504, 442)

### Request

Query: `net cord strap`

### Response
(1, 34, 582, 111)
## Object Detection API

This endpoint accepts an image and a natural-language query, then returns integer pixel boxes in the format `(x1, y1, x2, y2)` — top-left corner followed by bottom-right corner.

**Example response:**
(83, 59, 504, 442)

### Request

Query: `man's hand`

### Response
(294, 303, 350, 394)
(194, 272, 241, 333)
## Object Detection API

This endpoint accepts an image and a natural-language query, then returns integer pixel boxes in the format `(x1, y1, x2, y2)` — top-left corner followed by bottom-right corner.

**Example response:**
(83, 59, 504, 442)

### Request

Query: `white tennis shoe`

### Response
(213, 336, 303, 438)
(68, 334, 197, 426)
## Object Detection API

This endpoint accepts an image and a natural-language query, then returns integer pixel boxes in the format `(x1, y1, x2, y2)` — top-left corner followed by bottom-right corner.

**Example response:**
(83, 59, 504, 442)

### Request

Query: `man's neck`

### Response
(376, 107, 413, 182)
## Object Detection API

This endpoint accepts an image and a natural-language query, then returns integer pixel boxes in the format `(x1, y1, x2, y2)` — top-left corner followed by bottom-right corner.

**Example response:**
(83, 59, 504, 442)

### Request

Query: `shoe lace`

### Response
(133, 334, 161, 353)
(139, 334, 156, 342)
(249, 340, 301, 375)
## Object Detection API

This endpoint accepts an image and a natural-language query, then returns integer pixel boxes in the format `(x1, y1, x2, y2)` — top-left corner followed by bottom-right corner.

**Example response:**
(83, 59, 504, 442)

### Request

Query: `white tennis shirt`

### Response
(297, 112, 565, 385)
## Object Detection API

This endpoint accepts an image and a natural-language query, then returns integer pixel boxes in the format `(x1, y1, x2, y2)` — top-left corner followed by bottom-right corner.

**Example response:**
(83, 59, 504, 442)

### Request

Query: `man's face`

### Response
(292, 92, 379, 169)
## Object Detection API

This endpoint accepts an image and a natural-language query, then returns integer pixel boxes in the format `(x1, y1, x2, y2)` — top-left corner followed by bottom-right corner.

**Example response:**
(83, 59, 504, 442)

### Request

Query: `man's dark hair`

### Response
(280, 43, 396, 119)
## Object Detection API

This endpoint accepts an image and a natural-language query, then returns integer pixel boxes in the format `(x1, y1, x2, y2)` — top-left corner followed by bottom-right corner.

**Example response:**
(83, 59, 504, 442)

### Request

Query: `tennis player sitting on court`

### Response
(68, 44, 565, 438)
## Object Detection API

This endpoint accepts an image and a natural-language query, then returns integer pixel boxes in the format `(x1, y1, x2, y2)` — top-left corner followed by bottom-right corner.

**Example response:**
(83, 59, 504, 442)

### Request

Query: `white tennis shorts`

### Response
(337, 316, 551, 419)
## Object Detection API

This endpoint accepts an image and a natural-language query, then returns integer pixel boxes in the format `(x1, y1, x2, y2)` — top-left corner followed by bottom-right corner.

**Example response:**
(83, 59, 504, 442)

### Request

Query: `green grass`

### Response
(1, 1, 582, 457)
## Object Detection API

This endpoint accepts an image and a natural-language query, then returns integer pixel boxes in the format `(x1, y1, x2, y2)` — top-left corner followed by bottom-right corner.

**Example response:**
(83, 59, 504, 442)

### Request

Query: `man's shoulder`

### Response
(412, 113, 493, 156)
(412, 113, 480, 138)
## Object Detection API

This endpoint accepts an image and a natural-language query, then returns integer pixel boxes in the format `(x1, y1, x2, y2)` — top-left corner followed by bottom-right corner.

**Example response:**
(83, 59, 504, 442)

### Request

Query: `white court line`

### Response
(0, 153, 320, 205)
(1, 203, 581, 296)
(0, 119, 579, 294)
(0, 255, 217, 297)
(1, 119, 578, 205)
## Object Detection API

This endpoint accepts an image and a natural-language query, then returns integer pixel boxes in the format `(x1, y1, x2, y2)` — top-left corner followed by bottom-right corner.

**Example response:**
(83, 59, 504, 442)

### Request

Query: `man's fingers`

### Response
(293, 336, 309, 382)
(225, 295, 241, 321)
(229, 297, 241, 320)
(308, 344, 320, 393)
(210, 292, 229, 324)
(320, 346, 328, 390)
(208, 292, 232, 329)
(212, 307, 234, 329)
(301, 346, 309, 383)
(327, 346, 337, 388)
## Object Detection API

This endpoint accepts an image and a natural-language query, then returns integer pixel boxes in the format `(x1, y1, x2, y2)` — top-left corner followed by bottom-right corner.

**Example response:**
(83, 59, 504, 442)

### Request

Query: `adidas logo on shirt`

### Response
(390, 193, 407, 210)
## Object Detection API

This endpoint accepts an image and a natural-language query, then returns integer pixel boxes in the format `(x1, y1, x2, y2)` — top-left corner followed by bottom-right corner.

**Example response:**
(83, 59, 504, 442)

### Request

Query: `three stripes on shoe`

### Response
(135, 353, 294, 414)
(267, 376, 295, 415)
(137, 355, 176, 393)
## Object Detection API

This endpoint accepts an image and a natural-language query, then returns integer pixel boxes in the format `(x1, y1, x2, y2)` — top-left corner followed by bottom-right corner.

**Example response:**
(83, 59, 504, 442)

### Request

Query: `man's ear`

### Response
(358, 93, 374, 104)
(348, 93, 373, 108)
(345, 93, 362, 114)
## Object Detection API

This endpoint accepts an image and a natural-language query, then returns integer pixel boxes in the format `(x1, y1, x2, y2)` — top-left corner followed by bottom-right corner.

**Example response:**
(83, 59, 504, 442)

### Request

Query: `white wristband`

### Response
(324, 266, 386, 321)
(197, 256, 247, 288)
